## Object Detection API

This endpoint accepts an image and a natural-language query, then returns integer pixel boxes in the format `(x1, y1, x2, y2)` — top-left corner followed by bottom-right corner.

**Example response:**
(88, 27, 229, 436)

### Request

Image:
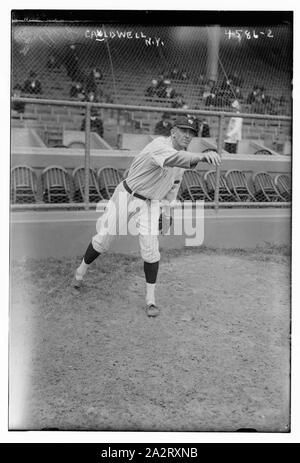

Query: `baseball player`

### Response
(224, 99, 242, 154)
(73, 116, 221, 317)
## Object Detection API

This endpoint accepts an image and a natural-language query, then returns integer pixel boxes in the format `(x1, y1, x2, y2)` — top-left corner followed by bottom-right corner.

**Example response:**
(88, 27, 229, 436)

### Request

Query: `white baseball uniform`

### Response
(92, 136, 200, 263)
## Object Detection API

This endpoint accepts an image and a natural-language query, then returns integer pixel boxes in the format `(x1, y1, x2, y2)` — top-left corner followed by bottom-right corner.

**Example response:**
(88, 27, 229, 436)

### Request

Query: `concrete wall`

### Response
(11, 129, 46, 148)
(10, 207, 291, 260)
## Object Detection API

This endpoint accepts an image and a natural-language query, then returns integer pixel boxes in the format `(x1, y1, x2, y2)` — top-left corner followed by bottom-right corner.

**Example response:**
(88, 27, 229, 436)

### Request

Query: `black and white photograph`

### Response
(7, 7, 295, 437)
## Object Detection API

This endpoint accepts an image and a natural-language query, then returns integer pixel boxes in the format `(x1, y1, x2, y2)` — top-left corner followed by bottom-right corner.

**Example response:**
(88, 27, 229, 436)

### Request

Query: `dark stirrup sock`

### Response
(143, 261, 159, 284)
(83, 242, 100, 265)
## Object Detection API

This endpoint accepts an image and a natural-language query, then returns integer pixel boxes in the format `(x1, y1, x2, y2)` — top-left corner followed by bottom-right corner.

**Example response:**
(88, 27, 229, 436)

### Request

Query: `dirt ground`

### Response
(9, 245, 290, 432)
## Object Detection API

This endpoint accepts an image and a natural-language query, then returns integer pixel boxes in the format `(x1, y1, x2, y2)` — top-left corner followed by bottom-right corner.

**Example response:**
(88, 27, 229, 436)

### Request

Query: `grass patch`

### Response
(162, 242, 291, 264)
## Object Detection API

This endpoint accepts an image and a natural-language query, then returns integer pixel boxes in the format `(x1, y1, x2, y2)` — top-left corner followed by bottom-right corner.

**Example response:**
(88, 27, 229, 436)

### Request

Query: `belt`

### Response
(123, 180, 149, 201)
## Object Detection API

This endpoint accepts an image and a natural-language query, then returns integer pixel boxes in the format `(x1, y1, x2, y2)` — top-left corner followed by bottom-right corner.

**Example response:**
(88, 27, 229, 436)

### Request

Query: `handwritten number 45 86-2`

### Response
(225, 29, 274, 40)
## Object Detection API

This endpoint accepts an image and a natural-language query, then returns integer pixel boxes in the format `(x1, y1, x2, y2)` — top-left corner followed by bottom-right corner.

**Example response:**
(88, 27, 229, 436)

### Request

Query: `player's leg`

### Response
(74, 183, 127, 287)
(137, 200, 161, 316)
(74, 242, 101, 287)
(144, 260, 159, 305)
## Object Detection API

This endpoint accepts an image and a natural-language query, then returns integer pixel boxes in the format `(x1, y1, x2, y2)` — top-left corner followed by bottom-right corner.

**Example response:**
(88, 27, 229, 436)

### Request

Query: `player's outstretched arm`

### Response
(163, 150, 221, 169)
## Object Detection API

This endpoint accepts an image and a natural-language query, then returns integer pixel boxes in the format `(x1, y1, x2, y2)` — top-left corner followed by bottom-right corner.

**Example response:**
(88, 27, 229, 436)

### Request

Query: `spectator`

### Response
(170, 66, 180, 80)
(215, 80, 234, 107)
(200, 119, 211, 138)
(247, 85, 260, 105)
(11, 84, 25, 115)
(154, 113, 173, 137)
(23, 70, 42, 95)
(234, 86, 243, 102)
(224, 100, 243, 154)
(158, 71, 167, 82)
(64, 44, 83, 81)
(162, 80, 176, 99)
(205, 89, 216, 107)
(260, 88, 270, 105)
(251, 95, 266, 114)
(69, 81, 85, 100)
(81, 91, 104, 138)
(156, 74, 167, 95)
(81, 114, 104, 138)
(171, 93, 186, 109)
(145, 79, 158, 98)
(85, 91, 98, 103)
(202, 84, 212, 100)
(85, 66, 103, 95)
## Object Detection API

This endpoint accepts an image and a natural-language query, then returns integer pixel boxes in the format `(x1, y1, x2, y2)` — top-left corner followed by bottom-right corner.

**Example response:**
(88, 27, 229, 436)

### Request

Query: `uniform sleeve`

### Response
(150, 139, 179, 168)
(163, 151, 201, 168)
(151, 138, 201, 169)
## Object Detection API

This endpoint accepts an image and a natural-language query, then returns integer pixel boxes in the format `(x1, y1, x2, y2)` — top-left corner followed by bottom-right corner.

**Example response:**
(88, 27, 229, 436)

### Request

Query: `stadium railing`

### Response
(11, 96, 292, 212)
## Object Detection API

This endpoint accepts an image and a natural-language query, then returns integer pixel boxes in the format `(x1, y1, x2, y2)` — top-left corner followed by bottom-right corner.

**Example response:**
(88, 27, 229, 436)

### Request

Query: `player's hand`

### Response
(202, 151, 222, 166)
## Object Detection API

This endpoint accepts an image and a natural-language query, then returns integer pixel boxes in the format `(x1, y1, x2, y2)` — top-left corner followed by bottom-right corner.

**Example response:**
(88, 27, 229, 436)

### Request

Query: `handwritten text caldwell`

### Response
(85, 29, 164, 46)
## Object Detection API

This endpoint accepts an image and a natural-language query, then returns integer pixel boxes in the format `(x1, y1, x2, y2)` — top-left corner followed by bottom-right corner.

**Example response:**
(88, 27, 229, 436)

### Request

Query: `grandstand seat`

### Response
(11, 165, 37, 204)
(274, 174, 292, 202)
(97, 166, 123, 199)
(204, 170, 235, 202)
(224, 170, 257, 202)
(41, 166, 72, 203)
(179, 170, 212, 202)
(72, 166, 103, 203)
(252, 172, 283, 202)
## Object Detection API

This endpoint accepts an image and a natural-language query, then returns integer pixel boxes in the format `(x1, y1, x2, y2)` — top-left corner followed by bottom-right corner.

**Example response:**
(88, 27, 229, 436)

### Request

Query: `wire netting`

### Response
(12, 22, 292, 111)
(11, 22, 292, 150)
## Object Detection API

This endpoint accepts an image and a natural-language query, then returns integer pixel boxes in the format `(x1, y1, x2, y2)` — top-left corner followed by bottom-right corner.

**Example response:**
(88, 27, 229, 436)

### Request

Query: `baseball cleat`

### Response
(73, 270, 83, 289)
(145, 303, 160, 317)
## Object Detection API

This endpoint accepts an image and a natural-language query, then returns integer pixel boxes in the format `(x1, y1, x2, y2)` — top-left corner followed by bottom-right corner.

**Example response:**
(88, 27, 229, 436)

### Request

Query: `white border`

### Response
(2, 1, 299, 444)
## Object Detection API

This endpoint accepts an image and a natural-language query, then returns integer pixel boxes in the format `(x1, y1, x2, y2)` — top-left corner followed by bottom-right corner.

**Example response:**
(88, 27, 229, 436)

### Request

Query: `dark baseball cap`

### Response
(173, 116, 198, 134)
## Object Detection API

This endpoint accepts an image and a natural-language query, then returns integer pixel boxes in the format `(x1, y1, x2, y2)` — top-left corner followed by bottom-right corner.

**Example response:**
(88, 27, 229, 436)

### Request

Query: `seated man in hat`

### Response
(154, 113, 173, 137)
(23, 70, 42, 95)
